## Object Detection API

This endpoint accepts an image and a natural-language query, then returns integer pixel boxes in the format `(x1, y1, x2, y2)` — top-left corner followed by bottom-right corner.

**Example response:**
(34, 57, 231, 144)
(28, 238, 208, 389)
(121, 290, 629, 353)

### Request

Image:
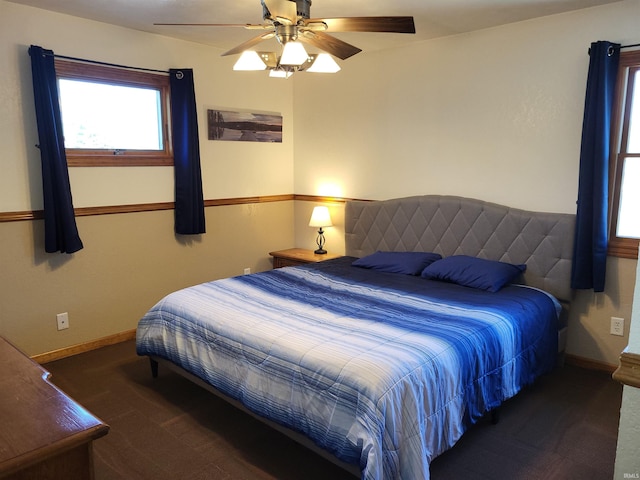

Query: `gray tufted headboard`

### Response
(345, 195, 575, 302)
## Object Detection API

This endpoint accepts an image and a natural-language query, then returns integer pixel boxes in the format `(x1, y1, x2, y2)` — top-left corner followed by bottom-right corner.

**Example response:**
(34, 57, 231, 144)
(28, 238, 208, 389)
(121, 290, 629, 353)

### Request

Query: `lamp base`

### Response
(314, 228, 327, 255)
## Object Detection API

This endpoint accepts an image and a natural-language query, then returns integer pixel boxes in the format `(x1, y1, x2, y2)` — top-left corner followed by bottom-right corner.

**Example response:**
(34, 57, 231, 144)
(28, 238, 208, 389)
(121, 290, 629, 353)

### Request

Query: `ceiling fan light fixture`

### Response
(280, 41, 309, 66)
(233, 50, 267, 71)
(306, 53, 341, 73)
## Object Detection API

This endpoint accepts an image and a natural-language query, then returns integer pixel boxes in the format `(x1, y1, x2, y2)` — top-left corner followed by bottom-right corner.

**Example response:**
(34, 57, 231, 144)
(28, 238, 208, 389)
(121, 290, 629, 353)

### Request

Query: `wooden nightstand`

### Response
(269, 248, 342, 269)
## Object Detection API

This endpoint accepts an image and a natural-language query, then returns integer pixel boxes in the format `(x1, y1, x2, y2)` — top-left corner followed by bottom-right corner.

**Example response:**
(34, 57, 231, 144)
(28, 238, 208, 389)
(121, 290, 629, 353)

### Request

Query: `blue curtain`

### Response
(571, 41, 620, 292)
(170, 69, 206, 235)
(28, 45, 83, 254)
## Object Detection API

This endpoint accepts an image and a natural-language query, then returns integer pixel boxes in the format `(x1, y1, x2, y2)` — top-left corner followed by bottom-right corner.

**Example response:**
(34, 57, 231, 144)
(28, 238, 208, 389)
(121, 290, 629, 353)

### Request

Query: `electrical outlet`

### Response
(610, 317, 624, 336)
(243, 267, 251, 275)
(56, 312, 69, 331)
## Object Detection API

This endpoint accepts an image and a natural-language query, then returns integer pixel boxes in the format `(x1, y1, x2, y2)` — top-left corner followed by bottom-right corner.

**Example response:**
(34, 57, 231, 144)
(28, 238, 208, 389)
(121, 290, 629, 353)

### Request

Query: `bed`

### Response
(136, 195, 575, 480)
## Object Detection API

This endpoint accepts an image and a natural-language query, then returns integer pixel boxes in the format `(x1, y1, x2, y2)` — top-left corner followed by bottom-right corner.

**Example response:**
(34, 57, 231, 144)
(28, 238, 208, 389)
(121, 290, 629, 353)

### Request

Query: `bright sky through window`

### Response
(616, 69, 640, 239)
(58, 79, 163, 150)
(617, 157, 639, 239)
(627, 70, 640, 153)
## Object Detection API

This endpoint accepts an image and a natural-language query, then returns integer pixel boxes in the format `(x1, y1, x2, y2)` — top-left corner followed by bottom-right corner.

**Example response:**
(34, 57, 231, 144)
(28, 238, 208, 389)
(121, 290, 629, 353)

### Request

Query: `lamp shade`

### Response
(307, 53, 341, 73)
(280, 41, 309, 66)
(269, 68, 293, 79)
(233, 51, 267, 71)
(309, 206, 332, 227)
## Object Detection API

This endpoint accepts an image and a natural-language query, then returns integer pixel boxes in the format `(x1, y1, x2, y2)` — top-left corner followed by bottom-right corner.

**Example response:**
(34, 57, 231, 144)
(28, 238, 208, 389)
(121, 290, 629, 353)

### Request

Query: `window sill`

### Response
(66, 155, 173, 167)
(608, 238, 639, 259)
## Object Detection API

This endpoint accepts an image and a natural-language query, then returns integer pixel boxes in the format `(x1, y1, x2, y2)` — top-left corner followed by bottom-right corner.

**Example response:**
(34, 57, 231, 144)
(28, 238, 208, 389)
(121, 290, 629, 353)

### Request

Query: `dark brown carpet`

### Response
(44, 341, 622, 480)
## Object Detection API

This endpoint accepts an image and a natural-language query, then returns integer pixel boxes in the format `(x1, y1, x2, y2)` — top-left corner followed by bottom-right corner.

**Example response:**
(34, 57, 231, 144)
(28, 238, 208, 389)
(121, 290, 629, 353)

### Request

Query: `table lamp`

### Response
(308, 206, 332, 254)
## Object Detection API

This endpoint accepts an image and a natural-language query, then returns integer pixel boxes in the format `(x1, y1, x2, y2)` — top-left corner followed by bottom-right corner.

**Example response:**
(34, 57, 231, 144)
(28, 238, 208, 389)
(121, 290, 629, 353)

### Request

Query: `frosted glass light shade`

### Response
(307, 53, 341, 73)
(233, 51, 267, 71)
(269, 69, 293, 79)
(280, 41, 309, 66)
(309, 206, 332, 227)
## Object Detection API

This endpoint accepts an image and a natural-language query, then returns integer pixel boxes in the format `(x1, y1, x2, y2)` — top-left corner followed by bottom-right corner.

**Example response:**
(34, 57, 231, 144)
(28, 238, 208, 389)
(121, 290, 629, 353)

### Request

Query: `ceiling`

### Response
(7, 0, 621, 56)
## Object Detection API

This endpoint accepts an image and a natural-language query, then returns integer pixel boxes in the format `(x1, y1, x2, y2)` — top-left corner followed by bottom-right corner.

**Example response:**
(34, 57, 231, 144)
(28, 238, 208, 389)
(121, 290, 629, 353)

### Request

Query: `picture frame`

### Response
(207, 109, 282, 143)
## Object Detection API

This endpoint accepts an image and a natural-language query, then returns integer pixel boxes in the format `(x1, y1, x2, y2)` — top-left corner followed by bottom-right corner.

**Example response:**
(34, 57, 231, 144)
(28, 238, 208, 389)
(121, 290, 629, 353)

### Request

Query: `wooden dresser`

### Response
(0, 336, 109, 479)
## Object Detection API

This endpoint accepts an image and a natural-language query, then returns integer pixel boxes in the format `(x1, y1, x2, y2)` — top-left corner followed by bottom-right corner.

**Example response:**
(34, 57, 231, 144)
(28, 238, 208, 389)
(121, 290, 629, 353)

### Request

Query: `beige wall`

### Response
(0, 0, 294, 212)
(0, 1, 296, 355)
(292, 0, 640, 367)
(292, 1, 640, 212)
(0, 202, 294, 355)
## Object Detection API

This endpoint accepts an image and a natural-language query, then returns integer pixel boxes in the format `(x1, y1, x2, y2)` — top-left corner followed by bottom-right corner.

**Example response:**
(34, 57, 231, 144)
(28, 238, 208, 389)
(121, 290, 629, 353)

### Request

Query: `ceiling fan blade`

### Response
(305, 16, 416, 34)
(154, 23, 271, 30)
(299, 31, 361, 60)
(222, 32, 276, 56)
(262, 0, 297, 23)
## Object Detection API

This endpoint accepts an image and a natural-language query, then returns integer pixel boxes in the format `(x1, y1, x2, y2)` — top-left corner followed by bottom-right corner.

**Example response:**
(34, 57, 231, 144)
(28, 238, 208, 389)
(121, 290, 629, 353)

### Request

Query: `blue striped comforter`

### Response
(136, 257, 559, 479)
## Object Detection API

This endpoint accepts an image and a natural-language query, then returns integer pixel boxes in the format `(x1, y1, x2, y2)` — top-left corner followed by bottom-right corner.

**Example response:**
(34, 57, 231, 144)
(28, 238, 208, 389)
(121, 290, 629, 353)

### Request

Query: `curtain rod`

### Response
(590, 42, 640, 56)
(46, 51, 169, 75)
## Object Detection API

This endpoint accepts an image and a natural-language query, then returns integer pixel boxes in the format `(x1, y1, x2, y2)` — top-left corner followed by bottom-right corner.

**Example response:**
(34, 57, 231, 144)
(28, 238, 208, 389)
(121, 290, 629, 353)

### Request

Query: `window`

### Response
(55, 59, 172, 166)
(609, 50, 640, 259)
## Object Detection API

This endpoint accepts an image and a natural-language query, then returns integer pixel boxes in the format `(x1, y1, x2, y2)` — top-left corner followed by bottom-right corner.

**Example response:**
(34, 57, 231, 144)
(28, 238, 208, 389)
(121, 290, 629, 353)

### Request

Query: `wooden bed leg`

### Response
(491, 408, 500, 425)
(149, 358, 159, 378)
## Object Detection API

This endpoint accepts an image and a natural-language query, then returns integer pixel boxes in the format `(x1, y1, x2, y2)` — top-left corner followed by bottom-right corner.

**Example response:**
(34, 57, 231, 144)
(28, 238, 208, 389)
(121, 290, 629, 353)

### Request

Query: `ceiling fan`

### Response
(155, 0, 415, 75)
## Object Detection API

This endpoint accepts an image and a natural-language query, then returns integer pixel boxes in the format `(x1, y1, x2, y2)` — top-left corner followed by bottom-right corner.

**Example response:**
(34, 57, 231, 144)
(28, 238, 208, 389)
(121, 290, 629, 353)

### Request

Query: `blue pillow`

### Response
(352, 251, 442, 275)
(420, 255, 526, 292)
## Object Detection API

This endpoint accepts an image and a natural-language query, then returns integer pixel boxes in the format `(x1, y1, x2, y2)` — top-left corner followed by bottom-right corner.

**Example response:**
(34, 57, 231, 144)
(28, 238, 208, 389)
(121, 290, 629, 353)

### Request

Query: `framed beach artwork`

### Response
(207, 109, 282, 143)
